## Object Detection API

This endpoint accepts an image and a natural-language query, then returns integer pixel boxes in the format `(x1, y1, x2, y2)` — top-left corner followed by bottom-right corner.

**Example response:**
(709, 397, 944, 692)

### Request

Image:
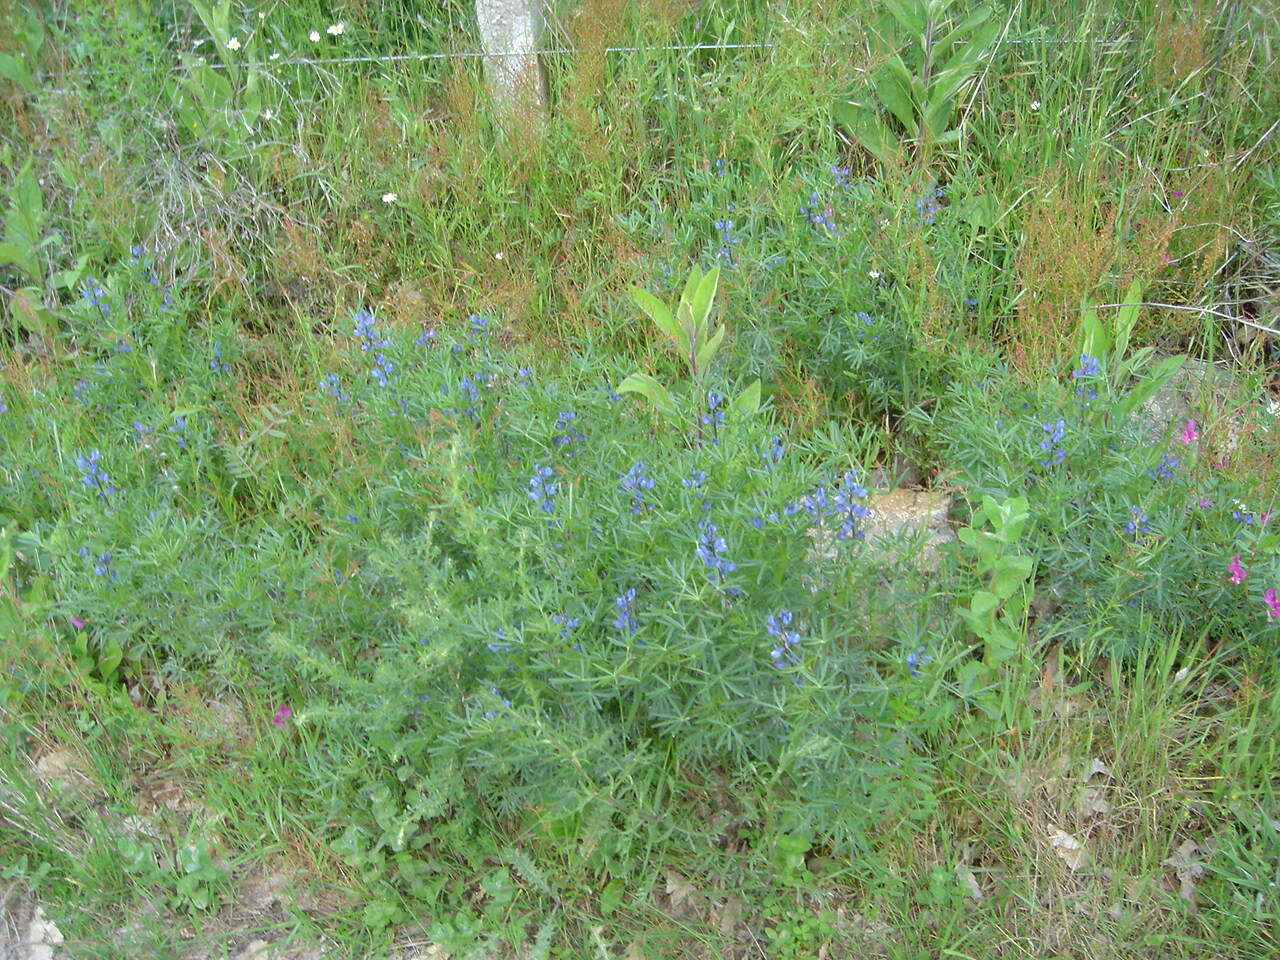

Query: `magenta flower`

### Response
(1227, 555, 1247, 585)
(1179, 419, 1198, 444)
(1265, 588, 1280, 619)
(70, 616, 87, 629)
(1197, 498, 1213, 508)
(271, 704, 293, 727)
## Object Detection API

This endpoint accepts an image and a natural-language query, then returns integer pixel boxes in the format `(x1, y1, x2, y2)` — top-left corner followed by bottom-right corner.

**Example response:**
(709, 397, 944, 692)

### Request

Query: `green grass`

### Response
(1, 1, 1278, 958)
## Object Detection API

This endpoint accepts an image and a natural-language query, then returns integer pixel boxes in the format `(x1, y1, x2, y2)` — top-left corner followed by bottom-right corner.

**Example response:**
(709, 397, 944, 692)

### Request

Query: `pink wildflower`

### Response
(70, 616, 87, 629)
(1172, 189, 1183, 200)
(1265, 588, 1280, 619)
(1197, 498, 1213, 508)
(1227, 555, 1247, 585)
(271, 704, 293, 727)
(1179, 419, 1198, 444)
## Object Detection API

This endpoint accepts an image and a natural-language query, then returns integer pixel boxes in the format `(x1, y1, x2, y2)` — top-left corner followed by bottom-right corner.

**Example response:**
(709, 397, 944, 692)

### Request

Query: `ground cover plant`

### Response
(1, 1, 1278, 958)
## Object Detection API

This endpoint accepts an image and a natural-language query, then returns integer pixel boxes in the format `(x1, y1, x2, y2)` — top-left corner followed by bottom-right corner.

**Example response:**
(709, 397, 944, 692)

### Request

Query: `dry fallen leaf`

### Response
(664, 869, 697, 906)
(716, 893, 744, 934)
(1078, 787, 1113, 818)
(1162, 839, 1205, 903)
(1082, 757, 1112, 782)
(1048, 826, 1089, 870)
(956, 864, 984, 900)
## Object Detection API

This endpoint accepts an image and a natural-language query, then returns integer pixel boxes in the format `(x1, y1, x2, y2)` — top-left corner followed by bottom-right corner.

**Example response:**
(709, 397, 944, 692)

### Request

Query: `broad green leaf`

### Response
(694, 324, 724, 375)
(0, 241, 38, 282)
(969, 590, 1001, 619)
(883, 0, 926, 35)
(616, 372, 677, 416)
(1113, 279, 1145, 363)
(989, 555, 1034, 598)
(833, 102, 899, 165)
(600, 878, 624, 916)
(727, 378, 761, 418)
(680, 263, 703, 312)
(0, 53, 36, 93)
(687, 264, 720, 337)
(876, 57, 918, 131)
(1079, 302, 1109, 361)
(631, 287, 684, 348)
(1114, 354, 1186, 422)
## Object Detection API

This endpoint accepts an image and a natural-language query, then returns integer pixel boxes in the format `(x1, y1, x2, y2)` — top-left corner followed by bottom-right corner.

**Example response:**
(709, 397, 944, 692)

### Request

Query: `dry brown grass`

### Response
(1152, 0, 1214, 90)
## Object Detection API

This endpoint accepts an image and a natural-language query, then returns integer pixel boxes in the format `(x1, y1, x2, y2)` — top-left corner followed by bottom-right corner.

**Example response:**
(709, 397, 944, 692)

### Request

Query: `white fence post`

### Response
(474, 0, 546, 115)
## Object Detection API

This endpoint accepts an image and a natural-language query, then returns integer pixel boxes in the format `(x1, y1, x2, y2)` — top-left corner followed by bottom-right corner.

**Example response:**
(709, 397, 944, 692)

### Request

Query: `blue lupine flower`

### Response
(831, 164, 850, 187)
(459, 376, 479, 402)
(552, 411, 584, 447)
(620, 462, 655, 514)
(487, 628, 511, 653)
(0, 393, 7, 414)
(73, 379, 91, 406)
(321, 373, 348, 402)
(209, 344, 231, 373)
(469, 314, 490, 336)
(832, 470, 871, 539)
(1039, 420, 1066, 468)
(915, 185, 944, 223)
(1072, 354, 1101, 378)
(762, 435, 784, 468)
(352, 309, 388, 351)
(371, 352, 393, 387)
(1071, 354, 1101, 402)
(414, 327, 437, 347)
(93, 552, 116, 580)
(550, 613, 580, 638)
(170, 416, 187, 449)
(701, 390, 725, 438)
(80, 279, 109, 316)
(799, 190, 838, 235)
(683, 468, 708, 488)
(527, 464, 556, 513)
(613, 588, 637, 635)
(484, 687, 512, 718)
(75, 450, 115, 498)
(714, 218, 740, 265)
(766, 610, 801, 668)
(906, 647, 931, 678)
(1149, 453, 1178, 479)
(695, 520, 736, 582)
(713, 157, 725, 178)
(516, 366, 532, 384)
(1125, 504, 1150, 536)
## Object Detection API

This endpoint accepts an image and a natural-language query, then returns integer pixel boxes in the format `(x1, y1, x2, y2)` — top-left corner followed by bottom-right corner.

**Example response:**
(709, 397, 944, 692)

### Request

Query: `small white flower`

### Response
(1030, 100, 1041, 111)
(258, 10, 266, 18)
(494, 251, 505, 260)
(381, 193, 398, 203)
(327, 22, 345, 35)
(193, 38, 205, 47)
(226, 37, 241, 51)
(309, 30, 321, 42)
(879, 218, 890, 228)
(262, 108, 274, 120)
(868, 269, 882, 280)
(269, 51, 280, 60)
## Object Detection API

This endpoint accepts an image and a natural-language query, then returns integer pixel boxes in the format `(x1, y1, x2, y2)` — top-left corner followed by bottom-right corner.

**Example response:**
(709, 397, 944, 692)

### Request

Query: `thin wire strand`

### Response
(177, 35, 1156, 72)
